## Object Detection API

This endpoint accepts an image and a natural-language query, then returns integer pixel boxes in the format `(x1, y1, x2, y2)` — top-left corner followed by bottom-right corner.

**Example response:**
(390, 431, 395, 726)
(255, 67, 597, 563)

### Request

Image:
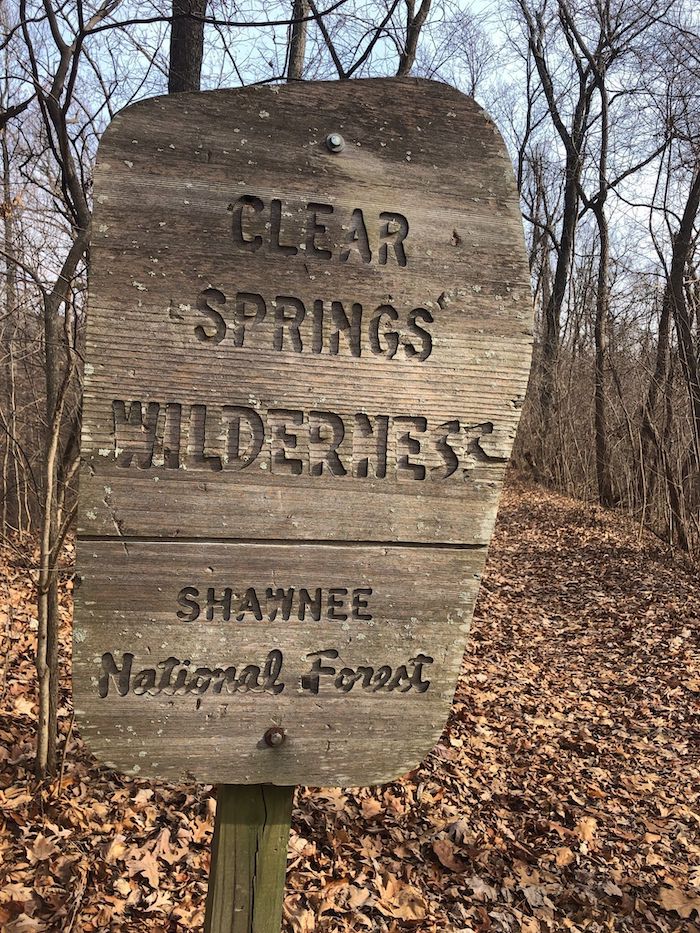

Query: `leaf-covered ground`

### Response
(1, 481, 698, 932)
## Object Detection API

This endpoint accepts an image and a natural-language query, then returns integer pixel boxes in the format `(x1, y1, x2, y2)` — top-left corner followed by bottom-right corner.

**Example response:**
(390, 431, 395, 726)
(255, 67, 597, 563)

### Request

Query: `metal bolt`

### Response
(326, 133, 345, 153)
(263, 726, 286, 748)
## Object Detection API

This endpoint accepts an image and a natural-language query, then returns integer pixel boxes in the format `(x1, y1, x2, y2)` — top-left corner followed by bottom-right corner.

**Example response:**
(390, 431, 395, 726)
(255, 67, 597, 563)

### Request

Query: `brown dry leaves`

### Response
(1, 481, 699, 931)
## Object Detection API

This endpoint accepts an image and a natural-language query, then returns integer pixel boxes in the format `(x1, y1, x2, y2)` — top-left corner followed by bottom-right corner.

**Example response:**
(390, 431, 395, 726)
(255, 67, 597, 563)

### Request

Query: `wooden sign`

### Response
(74, 78, 532, 786)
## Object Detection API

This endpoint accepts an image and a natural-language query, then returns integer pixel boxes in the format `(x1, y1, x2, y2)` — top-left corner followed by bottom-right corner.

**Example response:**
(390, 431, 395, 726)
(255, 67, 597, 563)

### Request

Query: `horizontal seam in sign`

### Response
(77, 535, 485, 551)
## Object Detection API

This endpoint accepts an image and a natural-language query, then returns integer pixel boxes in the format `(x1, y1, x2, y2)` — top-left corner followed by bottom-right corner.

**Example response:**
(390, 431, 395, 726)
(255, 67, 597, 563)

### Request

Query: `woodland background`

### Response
(0, 0, 698, 772)
(2, 483, 698, 931)
(0, 0, 698, 929)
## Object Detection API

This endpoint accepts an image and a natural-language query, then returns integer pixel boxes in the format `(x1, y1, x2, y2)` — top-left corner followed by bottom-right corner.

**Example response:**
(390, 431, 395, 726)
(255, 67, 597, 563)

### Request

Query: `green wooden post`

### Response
(204, 784, 295, 933)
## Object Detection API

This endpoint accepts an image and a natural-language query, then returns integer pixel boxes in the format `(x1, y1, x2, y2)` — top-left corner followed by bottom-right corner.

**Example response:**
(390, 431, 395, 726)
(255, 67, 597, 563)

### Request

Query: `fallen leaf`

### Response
(104, 834, 127, 864)
(4, 915, 47, 932)
(575, 816, 597, 842)
(126, 851, 160, 889)
(603, 880, 623, 897)
(467, 875, 497, 901)
(13, 697, 35, 717)
(27, 835, 58, 863)
(432, 838, 467, 872)
(554, 846, 575, 867)
(360, 797, 383, 819)
(659, 886, 700, 919)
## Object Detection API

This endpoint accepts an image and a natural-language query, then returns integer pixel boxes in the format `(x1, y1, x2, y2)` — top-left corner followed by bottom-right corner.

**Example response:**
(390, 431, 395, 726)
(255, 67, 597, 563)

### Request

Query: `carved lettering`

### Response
(233, 292, 266, 347)
(340, 208, 372, 264)
(378, 211, 409, 266)
(191, 287, 433, 360)
(194, 287, 227, 344)
(222, 405, 265, 470)
(98, 650, 285, 697)
(273, 296, 305, 351)
(268, 409, 303, 475)
(111, 400, 503, 481)
(98, 651, 133, 698)
(175, 585, 372, 622)
(230, 194, 409, 267)
(308, 411, 346, 477)
(97, 649, 432, 698)
(269, 199, 298, 257)
(300, 651, 433, 694)
(230, 194, 264, 251)
(113, 401, 160, 469)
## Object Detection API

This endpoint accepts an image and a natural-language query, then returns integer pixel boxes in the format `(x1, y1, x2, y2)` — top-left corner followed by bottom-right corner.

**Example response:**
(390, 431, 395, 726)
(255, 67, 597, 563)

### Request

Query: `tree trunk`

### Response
(396, 0, 431, 76)
(35, 231, 87, 778)
(637, 166, 700, 550)
(35, 297, 64, 777)
(518, 0, 593, 455)
(287, 0, 308, 81)
(593, 206, 613, 506)
(1, 124, 20, 532)
(169, 0, 208, 94)
(670, 167, 700, 470)
(638, 281, 672, 511)
(538, 153, 578, 440)
(591, 63, 613, 509)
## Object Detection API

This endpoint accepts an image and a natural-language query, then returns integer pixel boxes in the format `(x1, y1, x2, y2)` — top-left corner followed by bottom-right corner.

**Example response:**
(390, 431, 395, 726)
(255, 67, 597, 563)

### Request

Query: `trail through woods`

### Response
(0, 481, 698, 932)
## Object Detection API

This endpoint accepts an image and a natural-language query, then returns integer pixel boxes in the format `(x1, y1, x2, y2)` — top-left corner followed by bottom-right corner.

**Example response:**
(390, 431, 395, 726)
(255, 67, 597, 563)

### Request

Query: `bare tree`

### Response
(287, 0, 310, 80)
(2, 0, 444, 777)
(516, 0, 595, 449)
(4, 0, 699, 782)
(397, 0, 432, 75)
(169, 0, 208, 93)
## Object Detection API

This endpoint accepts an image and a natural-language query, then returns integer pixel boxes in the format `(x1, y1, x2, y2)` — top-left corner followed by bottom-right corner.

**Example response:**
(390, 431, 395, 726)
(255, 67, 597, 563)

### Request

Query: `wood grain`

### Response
(79, 77, 531, 546)
(73, 539, 481, 785)
(75, 78, 533, 785)
(203, 785, 294, 933)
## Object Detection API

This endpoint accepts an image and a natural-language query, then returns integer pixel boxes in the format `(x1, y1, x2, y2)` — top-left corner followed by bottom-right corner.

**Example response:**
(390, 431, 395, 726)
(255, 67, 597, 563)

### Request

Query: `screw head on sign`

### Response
(263, 726, 286, 748)
(326, 133, 345, 153)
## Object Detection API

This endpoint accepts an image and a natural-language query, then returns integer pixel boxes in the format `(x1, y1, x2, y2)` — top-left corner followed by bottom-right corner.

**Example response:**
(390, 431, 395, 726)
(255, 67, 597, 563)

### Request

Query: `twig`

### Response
(65, 866, 88, 933)
(56, 709, 75, 798)
(0, 607, 12, 701)
(308, 0, 347, 78)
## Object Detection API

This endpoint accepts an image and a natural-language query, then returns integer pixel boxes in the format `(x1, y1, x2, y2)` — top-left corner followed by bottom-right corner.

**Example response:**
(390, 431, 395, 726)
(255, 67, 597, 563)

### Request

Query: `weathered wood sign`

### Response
(74, 78, 532, 786)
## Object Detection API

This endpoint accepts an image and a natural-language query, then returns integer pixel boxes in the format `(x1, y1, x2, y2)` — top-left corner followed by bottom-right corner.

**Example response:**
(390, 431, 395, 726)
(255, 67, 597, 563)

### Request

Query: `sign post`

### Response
(74, 77, 532, 927)
(204, 785, 293, 933)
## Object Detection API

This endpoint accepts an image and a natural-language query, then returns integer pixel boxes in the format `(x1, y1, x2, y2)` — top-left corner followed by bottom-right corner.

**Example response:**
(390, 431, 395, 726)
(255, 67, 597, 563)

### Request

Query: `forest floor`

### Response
(0, 480, 698, 933)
